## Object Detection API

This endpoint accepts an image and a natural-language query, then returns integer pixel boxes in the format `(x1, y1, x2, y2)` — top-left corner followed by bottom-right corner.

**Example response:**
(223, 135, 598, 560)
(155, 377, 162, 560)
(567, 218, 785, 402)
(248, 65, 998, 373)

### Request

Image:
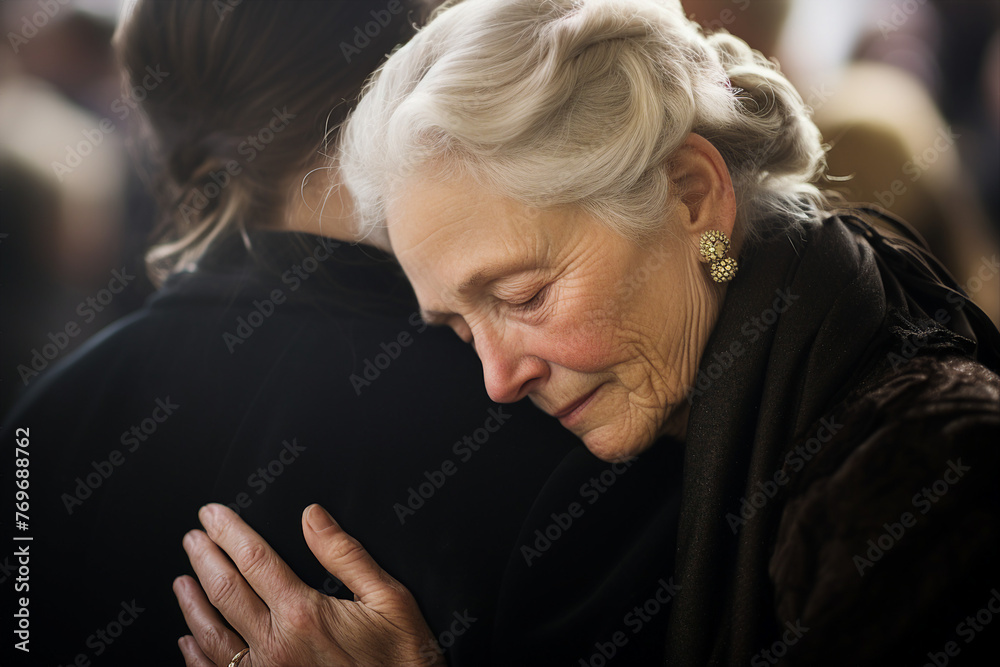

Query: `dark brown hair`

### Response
(115, 0, 427, 283)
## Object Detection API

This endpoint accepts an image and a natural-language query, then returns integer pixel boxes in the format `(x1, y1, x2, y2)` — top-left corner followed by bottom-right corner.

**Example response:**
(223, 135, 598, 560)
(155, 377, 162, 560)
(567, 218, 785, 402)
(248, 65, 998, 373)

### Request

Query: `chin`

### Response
(579, 424, 657, 462)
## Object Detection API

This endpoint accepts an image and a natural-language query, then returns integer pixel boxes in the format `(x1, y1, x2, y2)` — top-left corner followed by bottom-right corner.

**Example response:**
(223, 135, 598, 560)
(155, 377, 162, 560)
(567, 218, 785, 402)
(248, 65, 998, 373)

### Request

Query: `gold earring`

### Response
(699, 230, 738, 283)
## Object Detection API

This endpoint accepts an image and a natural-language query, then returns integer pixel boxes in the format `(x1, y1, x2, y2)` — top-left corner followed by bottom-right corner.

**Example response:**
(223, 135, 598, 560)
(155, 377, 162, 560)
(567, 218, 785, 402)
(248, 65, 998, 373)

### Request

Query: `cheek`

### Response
(535, 302, 629, 373)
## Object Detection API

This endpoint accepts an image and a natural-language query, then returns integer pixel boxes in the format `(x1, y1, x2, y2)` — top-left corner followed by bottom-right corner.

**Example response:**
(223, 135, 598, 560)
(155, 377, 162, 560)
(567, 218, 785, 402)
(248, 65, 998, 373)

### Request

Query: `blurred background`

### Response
(2, 0, 998, 419)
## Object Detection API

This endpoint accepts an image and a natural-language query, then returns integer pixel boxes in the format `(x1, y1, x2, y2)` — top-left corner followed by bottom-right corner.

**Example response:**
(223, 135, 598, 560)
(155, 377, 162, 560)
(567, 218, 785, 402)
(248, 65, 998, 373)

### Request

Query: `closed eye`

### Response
(511, 284, 551, 313)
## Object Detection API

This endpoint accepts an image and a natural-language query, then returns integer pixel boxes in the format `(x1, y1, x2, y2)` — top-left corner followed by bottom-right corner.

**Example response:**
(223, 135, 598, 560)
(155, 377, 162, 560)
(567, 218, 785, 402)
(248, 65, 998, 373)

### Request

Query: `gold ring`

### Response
(228, 647, 250, 667)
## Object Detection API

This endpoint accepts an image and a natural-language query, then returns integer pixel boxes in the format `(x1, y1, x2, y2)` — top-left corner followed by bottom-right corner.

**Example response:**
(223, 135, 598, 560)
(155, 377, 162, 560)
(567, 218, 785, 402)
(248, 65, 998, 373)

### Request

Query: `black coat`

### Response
(2, 231, 617, 666)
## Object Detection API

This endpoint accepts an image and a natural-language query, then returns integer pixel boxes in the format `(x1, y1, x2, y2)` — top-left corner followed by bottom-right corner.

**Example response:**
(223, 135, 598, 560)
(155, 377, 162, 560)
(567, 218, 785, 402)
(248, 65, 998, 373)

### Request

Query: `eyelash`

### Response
(511, 284, 550, 313)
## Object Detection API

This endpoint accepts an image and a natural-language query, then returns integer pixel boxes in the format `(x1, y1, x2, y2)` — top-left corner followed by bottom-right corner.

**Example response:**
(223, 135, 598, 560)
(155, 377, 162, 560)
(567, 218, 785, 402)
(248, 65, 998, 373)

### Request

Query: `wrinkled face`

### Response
(388, 176, 707, 461)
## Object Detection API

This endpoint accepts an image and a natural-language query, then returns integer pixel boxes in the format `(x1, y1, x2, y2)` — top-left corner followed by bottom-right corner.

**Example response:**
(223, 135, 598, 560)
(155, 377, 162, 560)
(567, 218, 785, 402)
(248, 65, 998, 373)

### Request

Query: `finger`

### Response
(177, 634, 217, 667)
(301, 504, 410, 609)
(182, 529, 270, 640)
(198, 503, 309, 609)
(173, 576, 247, 666)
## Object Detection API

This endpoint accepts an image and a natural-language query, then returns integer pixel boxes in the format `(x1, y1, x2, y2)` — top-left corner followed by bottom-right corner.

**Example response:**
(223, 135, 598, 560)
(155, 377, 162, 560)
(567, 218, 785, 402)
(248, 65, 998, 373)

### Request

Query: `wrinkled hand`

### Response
(173, 503, 445, 667)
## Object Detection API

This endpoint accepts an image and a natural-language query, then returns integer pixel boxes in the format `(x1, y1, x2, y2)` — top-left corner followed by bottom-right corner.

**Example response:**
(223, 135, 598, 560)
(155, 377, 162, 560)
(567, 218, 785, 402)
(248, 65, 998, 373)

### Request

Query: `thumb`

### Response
(301, 504, 410, 610)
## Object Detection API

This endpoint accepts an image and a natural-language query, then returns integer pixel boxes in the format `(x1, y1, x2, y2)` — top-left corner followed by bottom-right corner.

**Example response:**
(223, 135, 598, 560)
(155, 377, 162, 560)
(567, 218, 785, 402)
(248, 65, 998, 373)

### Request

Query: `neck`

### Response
(283, 166, 360, 243)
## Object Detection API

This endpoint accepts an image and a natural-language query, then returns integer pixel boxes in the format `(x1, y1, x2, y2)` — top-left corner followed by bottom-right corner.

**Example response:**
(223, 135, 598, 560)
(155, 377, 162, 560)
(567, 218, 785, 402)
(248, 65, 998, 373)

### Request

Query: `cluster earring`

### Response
(699, 230, 738, 283)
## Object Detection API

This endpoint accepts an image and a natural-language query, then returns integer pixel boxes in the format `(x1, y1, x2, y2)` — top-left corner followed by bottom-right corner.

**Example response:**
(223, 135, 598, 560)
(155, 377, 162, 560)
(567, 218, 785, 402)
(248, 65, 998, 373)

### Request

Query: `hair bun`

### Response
(705, 31, 825, 198)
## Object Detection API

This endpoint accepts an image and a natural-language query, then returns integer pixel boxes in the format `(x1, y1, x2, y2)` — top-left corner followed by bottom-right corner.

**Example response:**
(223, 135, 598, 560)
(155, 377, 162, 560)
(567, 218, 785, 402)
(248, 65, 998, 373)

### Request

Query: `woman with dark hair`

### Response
(176, 1, 1000, 665)
(0, 2, 588, 665)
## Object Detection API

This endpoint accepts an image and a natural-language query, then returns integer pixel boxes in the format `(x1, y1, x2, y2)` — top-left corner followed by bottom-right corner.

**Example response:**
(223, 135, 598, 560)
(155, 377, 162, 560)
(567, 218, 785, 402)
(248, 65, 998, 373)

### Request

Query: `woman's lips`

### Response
(553, 384, 602, 426)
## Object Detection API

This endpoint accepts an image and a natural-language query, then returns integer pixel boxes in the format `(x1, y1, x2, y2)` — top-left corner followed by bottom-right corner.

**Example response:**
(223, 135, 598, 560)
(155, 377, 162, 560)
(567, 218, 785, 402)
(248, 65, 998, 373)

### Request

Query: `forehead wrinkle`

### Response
(392, 178, 559, 321)
(393, 211, 475, 259)
(389, 177, 484, 257)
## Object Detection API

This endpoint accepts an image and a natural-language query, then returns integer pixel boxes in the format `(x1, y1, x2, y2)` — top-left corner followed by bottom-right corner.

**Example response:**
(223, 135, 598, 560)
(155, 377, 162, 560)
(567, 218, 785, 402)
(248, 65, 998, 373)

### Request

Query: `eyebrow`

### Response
(458, 260, 537, 293)
(458, 269, 492, 293)
(417, 271, 495, 326)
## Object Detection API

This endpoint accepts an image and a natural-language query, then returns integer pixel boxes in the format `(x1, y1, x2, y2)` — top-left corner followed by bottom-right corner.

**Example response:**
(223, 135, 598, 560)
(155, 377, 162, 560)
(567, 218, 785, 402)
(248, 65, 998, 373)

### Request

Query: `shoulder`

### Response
(770, 353, 1000, 665)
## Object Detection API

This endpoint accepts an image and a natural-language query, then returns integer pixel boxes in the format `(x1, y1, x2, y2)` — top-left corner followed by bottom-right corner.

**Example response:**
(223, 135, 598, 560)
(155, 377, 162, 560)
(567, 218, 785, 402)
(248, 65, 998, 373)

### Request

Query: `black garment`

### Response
(771, 353, 1000, 666)
(483, 207, 999, 666)
(1, 231, 586, 666)
(489, 435, 685, 665)
(663, 208, 1000, 665)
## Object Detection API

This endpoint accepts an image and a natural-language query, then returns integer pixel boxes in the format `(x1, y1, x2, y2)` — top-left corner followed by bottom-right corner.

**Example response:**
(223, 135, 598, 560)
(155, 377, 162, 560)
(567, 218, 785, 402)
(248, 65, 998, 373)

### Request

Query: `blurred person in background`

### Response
(684, 0, 1000, 325)
(0, 152, 64, 415)
(782, 0, 999, 323)
(0, 0, 155, 417)
(0, 2, 643, 665)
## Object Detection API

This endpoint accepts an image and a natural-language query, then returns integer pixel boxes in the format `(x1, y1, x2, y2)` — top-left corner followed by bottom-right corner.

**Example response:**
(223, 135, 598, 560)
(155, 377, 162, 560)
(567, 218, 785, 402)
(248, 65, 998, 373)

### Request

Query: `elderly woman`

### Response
(177, 0, 1000, 665)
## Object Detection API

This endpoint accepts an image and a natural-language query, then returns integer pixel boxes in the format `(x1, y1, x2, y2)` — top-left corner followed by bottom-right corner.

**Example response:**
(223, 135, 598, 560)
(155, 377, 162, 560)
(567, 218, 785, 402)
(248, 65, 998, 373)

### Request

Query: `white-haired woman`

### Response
(176, 1, 1000, 665)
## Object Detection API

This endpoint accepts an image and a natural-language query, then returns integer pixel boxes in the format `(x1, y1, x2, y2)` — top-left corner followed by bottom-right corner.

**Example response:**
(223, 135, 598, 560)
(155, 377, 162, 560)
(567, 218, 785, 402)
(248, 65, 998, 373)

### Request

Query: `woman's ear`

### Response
(668, 133, 737, 240)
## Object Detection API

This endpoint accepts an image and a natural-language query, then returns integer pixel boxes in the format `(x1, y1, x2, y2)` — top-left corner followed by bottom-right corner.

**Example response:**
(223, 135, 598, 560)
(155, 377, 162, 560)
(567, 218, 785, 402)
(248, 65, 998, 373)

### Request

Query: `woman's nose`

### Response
(474, 330, 547, 403)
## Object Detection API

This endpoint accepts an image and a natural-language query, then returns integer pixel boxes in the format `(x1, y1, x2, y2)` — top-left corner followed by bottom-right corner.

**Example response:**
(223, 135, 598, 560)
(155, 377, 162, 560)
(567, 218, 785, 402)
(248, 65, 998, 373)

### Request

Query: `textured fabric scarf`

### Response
(662, 207, 1000, 665)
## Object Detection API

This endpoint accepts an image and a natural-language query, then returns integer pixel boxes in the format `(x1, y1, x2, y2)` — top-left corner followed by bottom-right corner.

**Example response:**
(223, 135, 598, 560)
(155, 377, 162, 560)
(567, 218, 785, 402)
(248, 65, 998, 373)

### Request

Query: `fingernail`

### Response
(306, 504, 336, 532)
(198, 504, 216, 529)
(182, 530, 199, 550)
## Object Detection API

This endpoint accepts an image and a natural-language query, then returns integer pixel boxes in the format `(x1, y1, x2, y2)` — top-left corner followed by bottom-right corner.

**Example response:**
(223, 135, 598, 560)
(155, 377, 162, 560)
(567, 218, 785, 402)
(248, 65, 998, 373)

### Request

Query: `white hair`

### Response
(340, 0, 828, 248)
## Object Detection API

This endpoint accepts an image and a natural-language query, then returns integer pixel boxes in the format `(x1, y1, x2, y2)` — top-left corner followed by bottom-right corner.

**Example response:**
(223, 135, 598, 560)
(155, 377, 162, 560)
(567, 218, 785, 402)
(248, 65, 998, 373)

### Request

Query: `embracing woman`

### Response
(0, 2, 591, 665)
(176, 0, 1000, 665)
